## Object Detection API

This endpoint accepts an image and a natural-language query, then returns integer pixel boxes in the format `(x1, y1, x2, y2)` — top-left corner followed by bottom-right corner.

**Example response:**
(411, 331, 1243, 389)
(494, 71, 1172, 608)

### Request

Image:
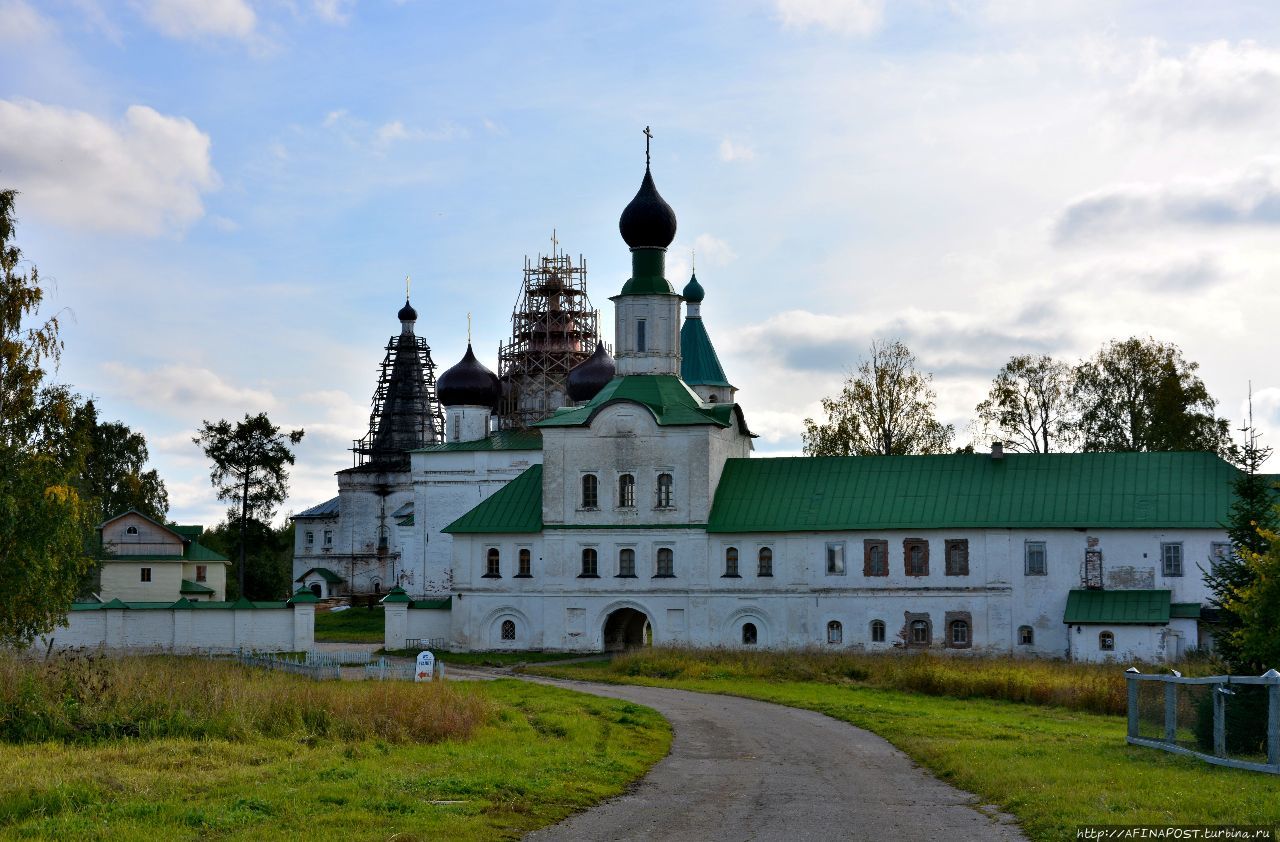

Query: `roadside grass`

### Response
(383, 650, 604, 668)
(531, 654, 1280, 841)
(0, 655, 670, 840)
(314, 606, 385, 642)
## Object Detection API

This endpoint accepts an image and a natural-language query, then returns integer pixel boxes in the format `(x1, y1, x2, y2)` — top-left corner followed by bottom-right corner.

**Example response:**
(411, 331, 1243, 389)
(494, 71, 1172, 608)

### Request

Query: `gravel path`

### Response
(521, 676, 1027, 842)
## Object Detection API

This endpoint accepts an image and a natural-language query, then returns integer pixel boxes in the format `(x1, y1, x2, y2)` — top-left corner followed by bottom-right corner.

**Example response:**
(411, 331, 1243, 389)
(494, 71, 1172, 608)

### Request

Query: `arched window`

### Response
(870, 620, 886, 643)
(501, 620, 516, 641)
(742, 622, 758, 646)
(656, 473, 673, 508)
(1018, 625, 1034, 646)
(827, 621, 843, 645)
(126, 525, 139, 535)
(581, 474, 598, 509)
(949, 619, 969, 646)
(309, 583, 322, 598)
(372, 580, 382, 594)
(485, 548, 501, 578)
(1099, 631, 1115, 651)
(517, 548, 532, 577)
(618, 548, 636, 577)
(655, 547, 674, 577)
(580, 548, 598, 577)
(618, 474, 635, 508)
(910, 619, 930, 645)
(724, 547, 739, 577)
(758, 547, 773, 577)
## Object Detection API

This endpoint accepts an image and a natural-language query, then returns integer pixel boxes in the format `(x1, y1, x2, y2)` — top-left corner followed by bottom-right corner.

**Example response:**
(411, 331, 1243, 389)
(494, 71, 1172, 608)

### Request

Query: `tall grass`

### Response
(0, 651, 491, 744)
(604, 646, 1226, 716)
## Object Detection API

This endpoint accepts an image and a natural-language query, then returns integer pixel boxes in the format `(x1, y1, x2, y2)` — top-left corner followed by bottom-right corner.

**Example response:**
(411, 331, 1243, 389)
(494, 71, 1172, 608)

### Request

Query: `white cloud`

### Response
(136, 0, 256, 40)
(694, 234, 737, 267)
(312, 0, 357, 24)
(99, 362, 277, 416)
(774, 0, 883, 37)
(719, 138, 756, 162)
(1125, 40, 1280, 128)
(1055, 159, 1280, 244)
(323, 109, 348, 127)
(0, 0, 55, 42)
(0, 99, 219, 235)
(375, 119, 410, 146)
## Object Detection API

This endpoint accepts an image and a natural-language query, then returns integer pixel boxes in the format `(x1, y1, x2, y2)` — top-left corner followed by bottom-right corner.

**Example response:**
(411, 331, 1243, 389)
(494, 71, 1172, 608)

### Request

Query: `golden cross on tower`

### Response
(643, 125, 653, 167)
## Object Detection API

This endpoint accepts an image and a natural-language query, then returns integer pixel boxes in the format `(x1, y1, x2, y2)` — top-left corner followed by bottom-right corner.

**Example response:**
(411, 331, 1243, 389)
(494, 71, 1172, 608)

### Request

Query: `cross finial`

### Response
(405, 274, 411, 301)
(643, 125, 653, 168)
(467, 312, 472, 345)
(551, 228, 558, 255)
(691, 247, 695, 274)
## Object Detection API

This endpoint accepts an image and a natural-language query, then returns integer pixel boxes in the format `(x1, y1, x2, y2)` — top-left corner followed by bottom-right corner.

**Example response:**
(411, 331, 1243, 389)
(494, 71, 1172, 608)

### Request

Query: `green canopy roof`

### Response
(535, 375, 749, 433)
(706, 451, 1239, 533)
(180, 579, 215, 594)
(680, 316, 732, 388)
(413, 429, 542, 453)
(443, 464, 543, 534)
(1064, 589, 1172, 624)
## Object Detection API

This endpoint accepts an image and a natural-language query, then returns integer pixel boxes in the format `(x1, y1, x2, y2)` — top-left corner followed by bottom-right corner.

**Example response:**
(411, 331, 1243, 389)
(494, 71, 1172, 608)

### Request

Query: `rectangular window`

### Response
(582, 474, 598, 509)
(1211, 541, 1233, 570)
(1025, 541, 1047, 576)
(1162, 542, 1183, 577)
(655, 547, 675, 577)
(656, 473, 673, 508)
(863, 539, 888, 577)
(618, 548, 636, 577)
(140, 567, 152, 583)
(324, 530, 333, 547)
(636, 319, 647, 352)
(944, 539, 969, 576)
(196, 565, 207, 582)
(757, 547, 773, 577)
(484, 547, 501, 578)
(516, 548, 532, 578)
(723, 547, 739, 577)
(305, 531, 314, 546)
(580, 548, 598, 577)
(904, 539, 929, 576)
(826, 542, 846, 575)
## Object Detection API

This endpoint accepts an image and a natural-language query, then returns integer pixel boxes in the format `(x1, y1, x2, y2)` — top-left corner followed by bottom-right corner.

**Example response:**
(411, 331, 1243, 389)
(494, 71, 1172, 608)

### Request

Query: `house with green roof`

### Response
(98, 510, 229, 602)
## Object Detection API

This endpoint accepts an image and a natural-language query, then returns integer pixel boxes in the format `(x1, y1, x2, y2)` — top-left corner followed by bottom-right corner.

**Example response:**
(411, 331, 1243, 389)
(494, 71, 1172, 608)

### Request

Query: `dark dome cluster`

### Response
(567, 342, 616, 402)
(398, 299, 418, 321)
(619, 167, 677, 249)
(437, 344, 500, 409)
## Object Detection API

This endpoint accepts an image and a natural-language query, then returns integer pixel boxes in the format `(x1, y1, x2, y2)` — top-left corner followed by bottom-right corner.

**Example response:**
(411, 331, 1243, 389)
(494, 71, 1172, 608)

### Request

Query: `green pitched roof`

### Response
(105, 540, 228, 564)
(185, 541, 228, 562)
(180, 579, 215, 594)
(1064, 589, 1172, 624)
(172, 525, 203, 539)
(296, 567, 344, 584)
(535, 375, 749, 432)
(443, 464, 543, 534)
(680, 316, 733, 388)
(414, 429, 543, 453)
(706, 451, 1239, 533)
(1170, 602, 1202, 619)
(380, 586, 413, 604)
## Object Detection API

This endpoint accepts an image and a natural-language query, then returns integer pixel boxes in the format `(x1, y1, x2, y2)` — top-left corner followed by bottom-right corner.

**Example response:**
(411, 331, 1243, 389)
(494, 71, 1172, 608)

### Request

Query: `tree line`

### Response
(802, 338, 1233, 458)
(1, 190, 301, 647)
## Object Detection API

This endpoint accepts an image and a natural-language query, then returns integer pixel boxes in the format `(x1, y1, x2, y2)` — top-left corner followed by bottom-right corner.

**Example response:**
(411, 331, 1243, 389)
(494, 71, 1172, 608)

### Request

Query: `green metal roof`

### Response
(296, 567, 344, 584)
(180, 579, 215, 594)
(411, 596, 452, 610)
(185, 541, 228, 561)
(706, 451, 1239, 533)
(680, 316, 733, 388)
(535, 375, 749, 432)
(1063, 589, 1171, 624)
(105, 540, 228, 564)
(618, 248, 678, 296)
(380, 586, 413, 604)
(443, 464, 544, 534)
(414, 429, 543, 453)
(172, 525, 203, 539)
(1170, 602, 1202, 619)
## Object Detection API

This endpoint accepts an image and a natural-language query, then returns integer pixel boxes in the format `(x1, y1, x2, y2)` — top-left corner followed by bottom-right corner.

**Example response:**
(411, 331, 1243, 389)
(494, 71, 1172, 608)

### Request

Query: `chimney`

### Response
(990, 441, 1004, 460)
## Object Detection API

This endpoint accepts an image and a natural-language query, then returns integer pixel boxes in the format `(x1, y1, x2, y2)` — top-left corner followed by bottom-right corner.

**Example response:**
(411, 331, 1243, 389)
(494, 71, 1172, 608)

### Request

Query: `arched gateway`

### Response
(602, 607, 651, 652)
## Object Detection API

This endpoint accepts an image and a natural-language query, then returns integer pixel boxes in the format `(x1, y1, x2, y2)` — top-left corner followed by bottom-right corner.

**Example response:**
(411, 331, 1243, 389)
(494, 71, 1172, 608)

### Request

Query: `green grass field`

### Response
(0, 655, 670, 840)
(313, 606, 385, 642)
(531, 652, 1280, 841)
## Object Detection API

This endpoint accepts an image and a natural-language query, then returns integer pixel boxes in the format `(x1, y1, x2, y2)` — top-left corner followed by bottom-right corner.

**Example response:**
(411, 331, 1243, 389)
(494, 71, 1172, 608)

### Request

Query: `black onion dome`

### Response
(567, 341, 617, 403)
(398, 299, 417, 321)
(437, 344, 500, 408)
(619, 167, 677, 249)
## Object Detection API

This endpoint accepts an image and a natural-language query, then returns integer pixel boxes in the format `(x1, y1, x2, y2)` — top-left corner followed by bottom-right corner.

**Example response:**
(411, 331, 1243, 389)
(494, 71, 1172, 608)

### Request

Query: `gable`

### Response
(99, 511, 185, 556)
(443, 464, 543, 534)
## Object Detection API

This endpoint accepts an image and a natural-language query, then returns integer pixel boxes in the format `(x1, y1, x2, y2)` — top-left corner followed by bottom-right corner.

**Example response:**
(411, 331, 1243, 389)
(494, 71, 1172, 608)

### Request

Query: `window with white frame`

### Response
(949, 619, 969, 646)
(826, 542, 845, 575)
(758, 547, 773, 577)
(517, 548, 532, 577)
(910, 619, 930, 645)
(484, 548, 501, 578)
(582, 474, 599, 509)
(305, 531, 314, 546)
(580, 548, 598, 577)
(1161, 542, 1183, 577)
(870, 619, 886, 642)
(618, 474, 635, 508)
(1025, 541, 1047, 576)
(324, 529, 333, 547)
(655, 547, 674, 577)
(656, 473, 673, 508)
(618, 548, 636, 577)
(1211, 541, 1232, 571)
(1099, 630, 1115, 651)
(827, 621, 843, 644)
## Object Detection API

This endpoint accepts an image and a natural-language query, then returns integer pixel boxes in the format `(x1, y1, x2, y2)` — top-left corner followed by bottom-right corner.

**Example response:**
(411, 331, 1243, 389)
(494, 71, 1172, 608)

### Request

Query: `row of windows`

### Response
(581, 473, 673, 510)
(722, 547, 773, 577)
(484, 547, 679, 579)
(138, 564, 208, 583)
(825, 539, 972, 577)
(304, 530, 335, 547)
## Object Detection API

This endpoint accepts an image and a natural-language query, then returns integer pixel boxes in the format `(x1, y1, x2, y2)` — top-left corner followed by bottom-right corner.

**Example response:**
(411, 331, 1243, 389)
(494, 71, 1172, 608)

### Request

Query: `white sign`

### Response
(415, 650, 435, 682)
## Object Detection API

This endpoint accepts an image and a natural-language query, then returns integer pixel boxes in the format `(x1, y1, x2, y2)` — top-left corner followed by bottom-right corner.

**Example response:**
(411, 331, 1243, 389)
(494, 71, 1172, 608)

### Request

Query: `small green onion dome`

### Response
(682, 273, 704, 304)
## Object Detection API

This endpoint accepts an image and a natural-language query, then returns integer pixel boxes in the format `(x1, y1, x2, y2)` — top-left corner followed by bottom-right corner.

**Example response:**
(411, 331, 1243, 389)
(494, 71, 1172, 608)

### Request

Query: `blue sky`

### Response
(4, 0, 1280, 525)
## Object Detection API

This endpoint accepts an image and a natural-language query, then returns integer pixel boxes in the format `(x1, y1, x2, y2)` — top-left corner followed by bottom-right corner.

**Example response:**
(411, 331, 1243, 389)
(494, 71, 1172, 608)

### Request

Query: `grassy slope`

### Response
(531, 661, 1280, 841)
(0, 679, 670, 840)
(313, 606, 386, 642)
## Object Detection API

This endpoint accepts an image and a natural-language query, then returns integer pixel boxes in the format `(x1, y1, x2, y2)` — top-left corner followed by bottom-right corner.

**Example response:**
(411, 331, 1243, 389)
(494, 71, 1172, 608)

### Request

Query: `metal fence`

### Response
(1126, 669, 1280, 774)
(237, 650, 341, 680)
(404, 638, 447, 651)
(233, 649, 443, 683)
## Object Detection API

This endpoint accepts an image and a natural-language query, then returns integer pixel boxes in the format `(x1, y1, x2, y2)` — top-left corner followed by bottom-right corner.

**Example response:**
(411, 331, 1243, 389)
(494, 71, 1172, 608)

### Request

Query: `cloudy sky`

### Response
(4, 0, 1280, 525)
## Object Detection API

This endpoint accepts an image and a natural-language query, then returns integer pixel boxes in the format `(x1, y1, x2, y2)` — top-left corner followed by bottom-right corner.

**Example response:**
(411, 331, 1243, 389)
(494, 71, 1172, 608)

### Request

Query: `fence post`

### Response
(1268, 681, 1279, 768)
(1127, 676, 1140, 740)
(1164, 681, 1177, 743)
(1213, 684, 1227, 757)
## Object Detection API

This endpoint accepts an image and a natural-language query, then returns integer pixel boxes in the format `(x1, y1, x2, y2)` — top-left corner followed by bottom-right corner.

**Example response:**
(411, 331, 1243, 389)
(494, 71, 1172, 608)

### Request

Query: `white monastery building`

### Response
(294, 152, 1241, 663)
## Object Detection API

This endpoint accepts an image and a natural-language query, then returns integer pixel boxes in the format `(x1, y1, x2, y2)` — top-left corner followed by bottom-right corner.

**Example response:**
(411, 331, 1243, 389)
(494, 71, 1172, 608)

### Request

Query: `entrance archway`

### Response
(603, 607, 651, 652)
(309, 583, 322, 598)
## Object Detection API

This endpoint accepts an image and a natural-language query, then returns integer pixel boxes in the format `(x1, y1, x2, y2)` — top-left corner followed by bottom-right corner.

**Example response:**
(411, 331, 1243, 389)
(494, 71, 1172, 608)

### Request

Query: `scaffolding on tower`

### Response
(498, 239, 603, 429)
(351, 325, 445, 470)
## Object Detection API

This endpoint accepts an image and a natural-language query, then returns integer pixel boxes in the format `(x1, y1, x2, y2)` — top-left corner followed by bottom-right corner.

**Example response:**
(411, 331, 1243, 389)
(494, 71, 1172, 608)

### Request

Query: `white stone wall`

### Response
(614, 294, 681, 376)
(38, 605, 314, 653)
(1066, 619, 1199, 663)
(383, 604, 452, 649)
